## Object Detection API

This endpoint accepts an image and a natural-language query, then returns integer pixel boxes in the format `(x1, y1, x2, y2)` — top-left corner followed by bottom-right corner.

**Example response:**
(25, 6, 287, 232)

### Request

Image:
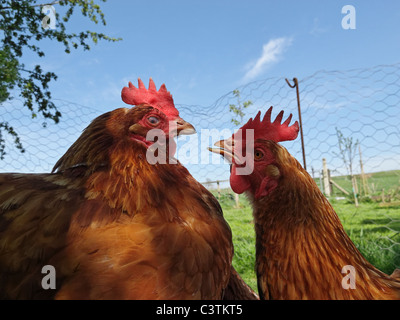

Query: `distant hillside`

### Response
(324, 170, 400, 199)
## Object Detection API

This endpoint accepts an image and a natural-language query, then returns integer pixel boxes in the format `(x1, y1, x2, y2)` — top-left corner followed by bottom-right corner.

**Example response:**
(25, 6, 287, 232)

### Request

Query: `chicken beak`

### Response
(176, 118, 196, 136)
(208, 137, 238, 164)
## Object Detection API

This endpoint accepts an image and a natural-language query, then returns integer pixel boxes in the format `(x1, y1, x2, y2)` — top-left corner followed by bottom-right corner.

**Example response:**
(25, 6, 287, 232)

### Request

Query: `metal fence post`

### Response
(285, 77, 307, 171)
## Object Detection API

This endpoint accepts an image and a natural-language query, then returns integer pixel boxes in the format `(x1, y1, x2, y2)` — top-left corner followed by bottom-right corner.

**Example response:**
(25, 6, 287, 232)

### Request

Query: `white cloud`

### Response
(243, 37, 293, 82)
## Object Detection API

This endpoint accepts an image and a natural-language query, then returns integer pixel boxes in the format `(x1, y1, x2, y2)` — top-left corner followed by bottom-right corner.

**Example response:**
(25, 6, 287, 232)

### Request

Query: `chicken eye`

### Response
(147, 116, 160, 125)
(254, 150, 264, 160)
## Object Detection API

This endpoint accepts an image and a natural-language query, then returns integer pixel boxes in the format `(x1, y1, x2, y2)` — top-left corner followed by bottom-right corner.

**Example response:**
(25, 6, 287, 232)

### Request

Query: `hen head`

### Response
(121, 78, 195, 151)
(209, 107, 299, 199)
(53, 78, 195, 172)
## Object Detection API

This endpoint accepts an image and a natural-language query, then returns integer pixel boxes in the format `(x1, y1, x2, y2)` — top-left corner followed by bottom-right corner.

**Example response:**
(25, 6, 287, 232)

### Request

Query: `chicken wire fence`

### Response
(1, 62, 400, 271)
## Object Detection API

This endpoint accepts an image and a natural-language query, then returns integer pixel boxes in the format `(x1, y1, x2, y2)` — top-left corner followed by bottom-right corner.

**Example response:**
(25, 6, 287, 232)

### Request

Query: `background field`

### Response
(212, 170, 400, 292)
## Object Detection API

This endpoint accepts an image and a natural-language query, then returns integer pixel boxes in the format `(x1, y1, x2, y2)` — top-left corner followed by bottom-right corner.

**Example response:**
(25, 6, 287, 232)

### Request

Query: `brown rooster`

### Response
(0, 78, 254, 300)
(209, 106, 400, 300)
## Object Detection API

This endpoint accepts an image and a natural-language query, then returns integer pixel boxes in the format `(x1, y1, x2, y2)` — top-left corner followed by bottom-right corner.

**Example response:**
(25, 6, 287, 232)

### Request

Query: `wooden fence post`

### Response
(359, 145, 369, 196)
(352, 175, 359, 207)
(235, 193, 240, 208)
(319, 170, 323, 191)
(322, 158, 331, 197)
(328, 169, 333, 195)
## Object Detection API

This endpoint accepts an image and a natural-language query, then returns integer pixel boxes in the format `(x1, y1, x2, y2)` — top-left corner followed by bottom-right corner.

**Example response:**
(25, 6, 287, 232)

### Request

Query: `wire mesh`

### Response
(1, 62, 399, 274)
(0, 98, 103, 173)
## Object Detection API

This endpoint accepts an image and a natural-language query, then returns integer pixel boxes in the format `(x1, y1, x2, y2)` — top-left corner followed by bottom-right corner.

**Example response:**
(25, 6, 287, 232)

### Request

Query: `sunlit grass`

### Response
(218, 191, 400, 293)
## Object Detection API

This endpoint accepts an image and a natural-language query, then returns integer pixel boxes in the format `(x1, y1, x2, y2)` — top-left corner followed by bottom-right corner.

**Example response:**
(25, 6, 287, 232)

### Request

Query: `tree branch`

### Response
(0, 1, 60, 10)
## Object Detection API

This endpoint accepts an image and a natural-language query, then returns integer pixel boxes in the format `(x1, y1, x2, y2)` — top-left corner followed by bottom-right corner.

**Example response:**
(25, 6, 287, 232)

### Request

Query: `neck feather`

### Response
(251, 148, 399, 299)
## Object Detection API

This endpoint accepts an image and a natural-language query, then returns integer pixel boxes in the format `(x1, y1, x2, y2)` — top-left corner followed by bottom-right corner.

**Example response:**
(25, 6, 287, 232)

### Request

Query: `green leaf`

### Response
(0, 0, 121, 159)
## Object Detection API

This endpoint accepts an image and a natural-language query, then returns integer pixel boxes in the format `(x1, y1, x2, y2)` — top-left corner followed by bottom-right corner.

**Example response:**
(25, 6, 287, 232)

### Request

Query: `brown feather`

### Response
(0, 105, 253, 300)
(252, 141, 400, 300)
(223, 266, 259, 300)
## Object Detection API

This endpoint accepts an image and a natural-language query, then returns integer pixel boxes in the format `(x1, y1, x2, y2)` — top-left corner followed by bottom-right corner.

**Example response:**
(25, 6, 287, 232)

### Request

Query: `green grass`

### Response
(223, 199, 257, 291)
(327, 170, 400, 199)
(333, 201, 400, 274)
(217, 193, 400, 293)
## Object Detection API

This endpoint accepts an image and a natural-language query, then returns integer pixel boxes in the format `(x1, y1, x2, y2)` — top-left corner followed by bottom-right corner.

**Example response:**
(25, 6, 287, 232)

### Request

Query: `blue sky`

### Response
(36, 0, 400, 108)
(2, 1, 400, 183)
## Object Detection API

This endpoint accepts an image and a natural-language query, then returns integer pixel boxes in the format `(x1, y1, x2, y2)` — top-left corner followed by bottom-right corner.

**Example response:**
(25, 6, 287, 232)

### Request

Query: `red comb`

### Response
(121, 78, 179, 118)
(238, 106, 299, 142)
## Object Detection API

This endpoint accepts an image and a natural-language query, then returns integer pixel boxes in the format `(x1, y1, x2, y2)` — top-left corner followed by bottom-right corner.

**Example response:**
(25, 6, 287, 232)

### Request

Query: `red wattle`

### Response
(230, 165, 251, 194)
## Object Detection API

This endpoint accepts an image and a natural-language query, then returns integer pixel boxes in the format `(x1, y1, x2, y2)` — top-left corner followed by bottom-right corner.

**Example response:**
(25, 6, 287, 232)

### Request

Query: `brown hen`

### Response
(210, 107, 400, 300)
(0, 79, 254, 300)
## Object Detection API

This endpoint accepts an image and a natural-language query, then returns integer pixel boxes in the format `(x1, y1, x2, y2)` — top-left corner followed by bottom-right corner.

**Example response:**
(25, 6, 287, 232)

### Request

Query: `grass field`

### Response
(215, 188, 400, 292)
(327, 170, 400, 201)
